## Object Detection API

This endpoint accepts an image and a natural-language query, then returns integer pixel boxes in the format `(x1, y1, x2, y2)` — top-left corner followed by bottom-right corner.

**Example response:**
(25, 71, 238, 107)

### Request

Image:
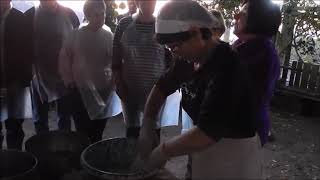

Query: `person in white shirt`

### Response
(59, 0, 120, 143)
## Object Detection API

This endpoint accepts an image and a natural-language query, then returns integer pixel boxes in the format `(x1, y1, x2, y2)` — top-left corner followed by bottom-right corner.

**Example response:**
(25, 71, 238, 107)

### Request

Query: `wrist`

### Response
(142, 117, 157, 129)
(161, 142, 171, 160)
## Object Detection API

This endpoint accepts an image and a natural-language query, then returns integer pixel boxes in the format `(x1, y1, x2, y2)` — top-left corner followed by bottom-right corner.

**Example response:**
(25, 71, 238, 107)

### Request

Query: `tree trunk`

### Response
(276, 0, 297, 84)
(276, 0, 297, 66)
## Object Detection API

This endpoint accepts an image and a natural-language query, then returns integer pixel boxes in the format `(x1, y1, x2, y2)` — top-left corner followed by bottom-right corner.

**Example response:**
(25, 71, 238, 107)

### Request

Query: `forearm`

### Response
(143, 85, 167, 127)
(164, 127, 215, 157)
(112, 68, 128, 100)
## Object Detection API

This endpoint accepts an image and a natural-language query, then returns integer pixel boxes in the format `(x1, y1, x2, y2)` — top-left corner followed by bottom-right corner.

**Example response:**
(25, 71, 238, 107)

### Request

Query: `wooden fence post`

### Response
(289, 61, 297, 87)
(300, 63, 311, 89)
(294, 61, 303, 88)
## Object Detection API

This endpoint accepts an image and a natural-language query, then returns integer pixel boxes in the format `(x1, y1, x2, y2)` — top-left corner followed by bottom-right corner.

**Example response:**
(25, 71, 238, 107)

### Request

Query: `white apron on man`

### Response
(32, 6, 73, 103)
(191, 134, 264, 179)
(181, 109, 264, 179)
(59, 25, 121, 120)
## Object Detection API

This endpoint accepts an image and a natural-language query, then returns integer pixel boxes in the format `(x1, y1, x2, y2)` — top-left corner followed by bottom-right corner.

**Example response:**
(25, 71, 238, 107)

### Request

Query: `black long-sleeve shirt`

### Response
(156, 42, 256, 141)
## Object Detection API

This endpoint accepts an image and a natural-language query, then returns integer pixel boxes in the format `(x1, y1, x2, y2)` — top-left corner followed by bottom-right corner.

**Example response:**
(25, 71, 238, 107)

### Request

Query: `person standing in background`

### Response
(59, 0, 120, 143)
(211, 9, 226, 39)
(112, 0, 169, 139)
(116, 0, 137, 24)
(232, 0, 281, 145)
(0, 0, 31, 150)
(24, 0, 79, 134)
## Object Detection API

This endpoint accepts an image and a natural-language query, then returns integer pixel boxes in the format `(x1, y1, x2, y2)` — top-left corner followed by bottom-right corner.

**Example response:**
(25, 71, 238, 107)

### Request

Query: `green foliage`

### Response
(197, 0, 320, 63)
(293, 0, 320, 63)
(104, 0, 119, 32)
(196, 0, 241, 27)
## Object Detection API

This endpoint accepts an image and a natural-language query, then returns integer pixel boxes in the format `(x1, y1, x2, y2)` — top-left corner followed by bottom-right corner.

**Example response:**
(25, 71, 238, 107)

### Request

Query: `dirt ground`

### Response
(1, 107, 320, 179)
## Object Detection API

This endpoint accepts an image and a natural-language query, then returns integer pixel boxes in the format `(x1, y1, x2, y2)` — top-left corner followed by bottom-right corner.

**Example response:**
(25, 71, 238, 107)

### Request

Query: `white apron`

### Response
(0, 87, 33, 122)
(59, 26, 122, 120)
(191, 134, 265, 179)
(180, 102, 264, 179)
(181, 107, 194, 134)
(33, 6, 73, 103)
(72, 26, 121, 120)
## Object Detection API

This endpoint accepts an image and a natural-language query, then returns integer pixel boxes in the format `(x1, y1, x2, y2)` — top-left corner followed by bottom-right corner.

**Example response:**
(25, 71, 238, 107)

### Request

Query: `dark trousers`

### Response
(31, 86, 107, 143)
(0, 119, 24, 150)
(0, 123, 3, 149)
(30, 85, 71, 134)
(71, 91, 108, 143)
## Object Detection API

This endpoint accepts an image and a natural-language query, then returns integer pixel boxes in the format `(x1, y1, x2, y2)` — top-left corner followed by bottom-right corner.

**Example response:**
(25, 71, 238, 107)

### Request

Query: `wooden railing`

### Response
(277, 61, 320, 101)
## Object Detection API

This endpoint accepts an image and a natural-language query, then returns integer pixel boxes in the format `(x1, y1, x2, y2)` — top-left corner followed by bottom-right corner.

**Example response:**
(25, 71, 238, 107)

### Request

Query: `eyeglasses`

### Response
(234, 11, 247, 20)
(165, 41, 183, 52)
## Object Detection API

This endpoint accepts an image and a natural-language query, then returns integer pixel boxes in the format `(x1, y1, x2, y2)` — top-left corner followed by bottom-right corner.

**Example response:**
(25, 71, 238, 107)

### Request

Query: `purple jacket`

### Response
(233, 37, 280, 145)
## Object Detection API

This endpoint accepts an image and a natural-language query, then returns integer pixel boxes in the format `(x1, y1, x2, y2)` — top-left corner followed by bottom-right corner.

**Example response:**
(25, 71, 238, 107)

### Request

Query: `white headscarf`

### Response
(156, 0, 218, 34)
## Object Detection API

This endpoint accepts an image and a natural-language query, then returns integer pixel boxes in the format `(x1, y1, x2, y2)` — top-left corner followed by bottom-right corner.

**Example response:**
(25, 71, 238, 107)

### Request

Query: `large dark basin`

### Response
(25, 130, 90, 180)
(0, 150, 38, 180)
(81, 137, 159, 180)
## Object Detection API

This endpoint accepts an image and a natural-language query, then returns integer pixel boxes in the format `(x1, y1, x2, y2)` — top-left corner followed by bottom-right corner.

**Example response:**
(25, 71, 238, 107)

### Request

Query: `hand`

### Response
(138, 121, 159, 158)
(113, 71, 128, 103)
(116, 82, 128, 102)
(143, 143, 170, 171)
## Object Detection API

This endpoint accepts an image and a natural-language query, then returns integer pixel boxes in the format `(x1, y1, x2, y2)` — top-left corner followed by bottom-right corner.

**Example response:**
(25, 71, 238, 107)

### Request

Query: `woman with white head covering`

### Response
(59, 0, 121, 143)
(137, 1, 263, 179)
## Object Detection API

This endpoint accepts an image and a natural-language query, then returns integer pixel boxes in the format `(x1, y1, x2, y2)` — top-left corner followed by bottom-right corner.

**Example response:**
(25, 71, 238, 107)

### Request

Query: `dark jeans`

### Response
(71, 91, 108, 143)
(0, 119, 24, 150)
(0, 123, 3, 149)
(0, 122, 3, 149)
(31, 86, 108, 143)
(30, 85, 72, 134)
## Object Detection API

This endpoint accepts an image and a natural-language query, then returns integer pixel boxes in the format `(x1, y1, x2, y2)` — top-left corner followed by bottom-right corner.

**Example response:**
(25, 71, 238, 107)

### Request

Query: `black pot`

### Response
(0, 150, 38, 180)
(24, 130, 90, 180)
(81, 137, 159, 180)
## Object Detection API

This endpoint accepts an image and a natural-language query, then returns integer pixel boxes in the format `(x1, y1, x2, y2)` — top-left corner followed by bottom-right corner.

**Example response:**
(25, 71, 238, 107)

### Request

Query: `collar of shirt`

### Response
(233, 37, 271, 55)
(198, 41, 230, 73)
(39, 2, 59, 14)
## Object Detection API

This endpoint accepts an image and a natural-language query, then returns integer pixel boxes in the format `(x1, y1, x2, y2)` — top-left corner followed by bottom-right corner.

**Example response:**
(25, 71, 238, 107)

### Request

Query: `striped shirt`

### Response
(112, 16, 170, 103)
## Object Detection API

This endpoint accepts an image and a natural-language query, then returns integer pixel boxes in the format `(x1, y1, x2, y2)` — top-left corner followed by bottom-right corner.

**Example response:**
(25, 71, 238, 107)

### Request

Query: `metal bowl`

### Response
(25, 130, 90, 180)
(81, 137, 159, 180)
(0, 150, 38, 180)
